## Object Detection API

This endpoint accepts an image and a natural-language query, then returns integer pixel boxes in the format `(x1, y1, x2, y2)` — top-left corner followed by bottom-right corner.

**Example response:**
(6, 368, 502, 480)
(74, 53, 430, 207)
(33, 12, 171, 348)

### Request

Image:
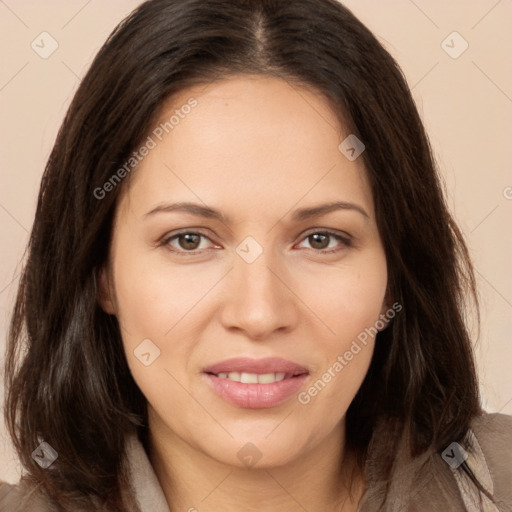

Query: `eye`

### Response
(161, 228, 352, 256)
(296, 229, 352, 254)
(162, 230, 217, 255)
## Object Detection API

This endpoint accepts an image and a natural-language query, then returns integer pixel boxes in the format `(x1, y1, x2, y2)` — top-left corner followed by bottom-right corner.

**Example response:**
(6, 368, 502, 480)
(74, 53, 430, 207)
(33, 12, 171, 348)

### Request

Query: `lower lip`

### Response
(204, 373, 309, 409)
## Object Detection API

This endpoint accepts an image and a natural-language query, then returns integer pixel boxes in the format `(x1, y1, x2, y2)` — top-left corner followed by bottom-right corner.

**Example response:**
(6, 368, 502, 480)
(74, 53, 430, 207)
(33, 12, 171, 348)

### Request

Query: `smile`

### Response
(214, 372, 290, 383)
(203, 357, 310, 409)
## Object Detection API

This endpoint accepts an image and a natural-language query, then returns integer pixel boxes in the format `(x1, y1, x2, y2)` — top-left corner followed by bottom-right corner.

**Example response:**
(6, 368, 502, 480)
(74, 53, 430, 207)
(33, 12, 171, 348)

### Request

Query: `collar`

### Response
(124, 429, 171, 512)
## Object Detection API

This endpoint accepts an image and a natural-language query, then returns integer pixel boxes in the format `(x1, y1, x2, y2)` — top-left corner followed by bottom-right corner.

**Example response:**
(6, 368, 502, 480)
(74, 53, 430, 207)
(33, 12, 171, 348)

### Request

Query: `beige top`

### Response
(1, 412, 511, 511)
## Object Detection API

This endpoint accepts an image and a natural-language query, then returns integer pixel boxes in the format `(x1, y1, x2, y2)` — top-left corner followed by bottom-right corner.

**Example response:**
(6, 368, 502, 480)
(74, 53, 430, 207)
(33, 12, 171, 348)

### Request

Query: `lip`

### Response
(203, 357, 309, 409)
(203, 357, 309, 375)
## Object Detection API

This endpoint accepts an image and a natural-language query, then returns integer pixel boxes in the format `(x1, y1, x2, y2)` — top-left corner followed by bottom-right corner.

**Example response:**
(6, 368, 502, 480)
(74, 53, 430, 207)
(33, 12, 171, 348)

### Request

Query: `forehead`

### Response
(119, 74, 373, 221)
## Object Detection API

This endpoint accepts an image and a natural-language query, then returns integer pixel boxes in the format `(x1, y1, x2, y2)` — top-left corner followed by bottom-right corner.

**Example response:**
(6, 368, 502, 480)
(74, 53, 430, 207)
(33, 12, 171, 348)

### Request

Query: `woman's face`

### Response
(100, 75, 388, 468)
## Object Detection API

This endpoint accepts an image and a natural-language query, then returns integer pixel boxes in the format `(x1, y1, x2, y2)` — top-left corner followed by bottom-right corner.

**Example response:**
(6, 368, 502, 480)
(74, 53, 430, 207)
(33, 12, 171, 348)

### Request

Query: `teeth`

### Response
(258, 372, 278, 384)
(240, 372, 258, 384)
(216, 372, 288, 383)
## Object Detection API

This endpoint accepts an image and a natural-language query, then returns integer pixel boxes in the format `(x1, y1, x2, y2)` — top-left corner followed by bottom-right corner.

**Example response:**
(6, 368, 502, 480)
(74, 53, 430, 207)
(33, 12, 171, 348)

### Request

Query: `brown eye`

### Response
(162, 231, 215, 255)
(177, 233, 202, 250)
(308, 233, 330, 250)
(297, 230, 352, 254)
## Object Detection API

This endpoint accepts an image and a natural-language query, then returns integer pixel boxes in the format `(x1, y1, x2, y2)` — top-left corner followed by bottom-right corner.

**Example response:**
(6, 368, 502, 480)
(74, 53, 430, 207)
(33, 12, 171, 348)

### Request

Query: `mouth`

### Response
(203, 357, 309, 409)
(208, 371, 302, 384)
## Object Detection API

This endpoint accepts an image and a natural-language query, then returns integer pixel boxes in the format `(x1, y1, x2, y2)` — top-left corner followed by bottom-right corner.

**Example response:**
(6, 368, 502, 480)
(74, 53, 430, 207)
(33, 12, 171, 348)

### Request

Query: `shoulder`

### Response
(469, 411, 512, 447)
(468, 411, 512, 472)
(361, 412, 512, 511)
(0, 478, 55, 512)
(467, 411, 512, 505)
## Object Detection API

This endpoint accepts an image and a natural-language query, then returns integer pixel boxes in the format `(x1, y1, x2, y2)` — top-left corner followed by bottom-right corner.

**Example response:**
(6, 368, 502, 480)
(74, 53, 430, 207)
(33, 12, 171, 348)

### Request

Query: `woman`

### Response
(1, 0, 511, 510)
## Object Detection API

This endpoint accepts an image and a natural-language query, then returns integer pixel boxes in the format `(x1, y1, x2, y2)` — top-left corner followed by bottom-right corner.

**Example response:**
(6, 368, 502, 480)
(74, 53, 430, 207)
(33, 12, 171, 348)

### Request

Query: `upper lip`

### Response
(203, 357, 309, 375)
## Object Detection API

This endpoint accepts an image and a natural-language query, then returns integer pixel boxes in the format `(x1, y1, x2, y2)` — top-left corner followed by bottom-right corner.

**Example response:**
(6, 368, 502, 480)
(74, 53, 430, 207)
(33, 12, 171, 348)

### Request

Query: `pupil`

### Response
(180, 234, 200, 250)
(310, 233, 328, 249)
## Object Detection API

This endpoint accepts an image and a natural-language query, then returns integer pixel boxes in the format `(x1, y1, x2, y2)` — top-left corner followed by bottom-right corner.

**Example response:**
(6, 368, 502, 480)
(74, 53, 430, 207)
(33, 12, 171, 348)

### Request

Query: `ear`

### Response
(97, 264, 116, 315)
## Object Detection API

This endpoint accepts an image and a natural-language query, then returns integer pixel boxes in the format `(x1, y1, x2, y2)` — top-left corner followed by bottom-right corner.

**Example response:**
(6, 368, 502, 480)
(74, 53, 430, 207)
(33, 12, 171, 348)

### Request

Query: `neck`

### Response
(147, 417, 365, 512)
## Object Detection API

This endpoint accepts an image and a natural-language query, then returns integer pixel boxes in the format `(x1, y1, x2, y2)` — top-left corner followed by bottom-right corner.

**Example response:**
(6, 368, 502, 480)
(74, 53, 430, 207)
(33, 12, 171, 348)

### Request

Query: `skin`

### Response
(99, 74, 389, 511)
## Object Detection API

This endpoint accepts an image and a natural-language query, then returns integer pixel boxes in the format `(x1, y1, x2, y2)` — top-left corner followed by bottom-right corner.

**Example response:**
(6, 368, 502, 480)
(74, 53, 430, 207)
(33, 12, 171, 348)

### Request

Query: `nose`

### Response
(219, 246, 299, 341)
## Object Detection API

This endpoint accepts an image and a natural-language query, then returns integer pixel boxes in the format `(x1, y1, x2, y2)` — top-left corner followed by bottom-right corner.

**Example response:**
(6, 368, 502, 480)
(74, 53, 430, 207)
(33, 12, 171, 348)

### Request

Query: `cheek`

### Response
(111, 246, 216, 346)
(298, 254, 388, 347)
(297, 341, 374, 435)
(294, 254, 386, 410)
(110, 246, 228, 413)
(112, 256, 199, 427)
(108, 248, 196, 391)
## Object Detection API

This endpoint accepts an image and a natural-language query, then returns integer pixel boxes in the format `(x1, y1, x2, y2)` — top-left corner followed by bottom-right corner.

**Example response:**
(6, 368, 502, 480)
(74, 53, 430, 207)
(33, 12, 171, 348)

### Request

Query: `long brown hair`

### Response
(4, 0, 482, 509)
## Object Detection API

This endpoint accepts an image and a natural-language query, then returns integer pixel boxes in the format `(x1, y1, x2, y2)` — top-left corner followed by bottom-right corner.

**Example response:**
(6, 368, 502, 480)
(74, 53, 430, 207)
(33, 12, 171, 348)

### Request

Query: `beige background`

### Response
(1, 0, 511, 484)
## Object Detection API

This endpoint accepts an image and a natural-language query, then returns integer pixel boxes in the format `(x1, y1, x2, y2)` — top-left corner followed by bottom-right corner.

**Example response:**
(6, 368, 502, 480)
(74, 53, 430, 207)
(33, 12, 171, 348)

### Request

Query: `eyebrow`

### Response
(144, 200, 369, 223)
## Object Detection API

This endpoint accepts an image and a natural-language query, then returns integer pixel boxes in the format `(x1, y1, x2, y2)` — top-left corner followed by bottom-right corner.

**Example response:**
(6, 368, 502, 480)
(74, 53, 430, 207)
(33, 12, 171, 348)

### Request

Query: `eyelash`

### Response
(160, 229, 352, 257)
